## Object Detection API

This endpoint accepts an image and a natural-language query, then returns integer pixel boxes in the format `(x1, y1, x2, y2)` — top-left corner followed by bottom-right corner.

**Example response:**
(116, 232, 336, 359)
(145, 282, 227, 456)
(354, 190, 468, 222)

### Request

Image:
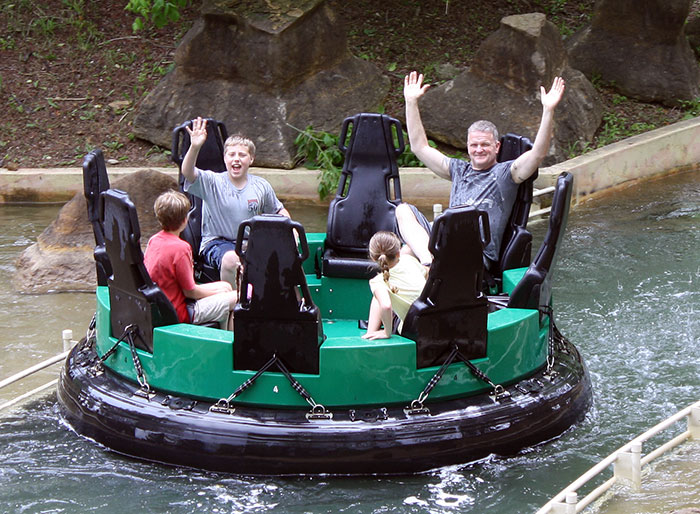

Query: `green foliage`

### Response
(564, 139, 593, 159)
(679, 97, 700, 119)
(611, 93, 628, 105)
(292, 126, 345, 200)
(292, 124, 428, 201)
(125, 0, 189, 32)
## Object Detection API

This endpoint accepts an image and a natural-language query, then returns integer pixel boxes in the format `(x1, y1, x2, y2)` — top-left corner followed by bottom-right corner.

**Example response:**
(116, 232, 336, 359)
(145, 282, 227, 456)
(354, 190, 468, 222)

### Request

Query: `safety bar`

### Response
(536, 399, 700, 513)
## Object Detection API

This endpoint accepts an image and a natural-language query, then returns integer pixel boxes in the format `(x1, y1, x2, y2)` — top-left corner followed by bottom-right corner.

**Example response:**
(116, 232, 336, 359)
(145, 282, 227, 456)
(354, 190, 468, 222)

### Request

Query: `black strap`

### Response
(223, 354, 323, 411)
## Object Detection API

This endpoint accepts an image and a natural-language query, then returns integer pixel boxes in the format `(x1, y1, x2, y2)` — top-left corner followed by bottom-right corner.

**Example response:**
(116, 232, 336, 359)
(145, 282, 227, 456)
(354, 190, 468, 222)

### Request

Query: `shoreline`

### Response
(1, 116, 698, 207)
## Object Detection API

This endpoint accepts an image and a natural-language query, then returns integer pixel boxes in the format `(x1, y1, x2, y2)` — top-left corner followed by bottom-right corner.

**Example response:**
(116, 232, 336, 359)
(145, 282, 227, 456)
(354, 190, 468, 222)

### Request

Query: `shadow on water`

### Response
(0, 170, 698, 513)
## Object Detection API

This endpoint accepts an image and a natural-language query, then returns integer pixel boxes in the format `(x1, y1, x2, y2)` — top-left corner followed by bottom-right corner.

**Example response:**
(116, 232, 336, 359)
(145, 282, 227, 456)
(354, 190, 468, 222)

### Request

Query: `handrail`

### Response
(536, 399, 700, 513)
(0, 330, 76, 412)
(0, 351, 69, 390)
(529, 186, 555, 219)
(533, 186, 556, 198)
(0, 379, 58, 412)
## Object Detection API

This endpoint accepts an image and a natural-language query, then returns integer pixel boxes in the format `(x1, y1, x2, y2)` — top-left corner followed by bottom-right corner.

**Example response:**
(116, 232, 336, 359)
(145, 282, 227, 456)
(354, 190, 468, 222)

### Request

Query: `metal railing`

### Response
(536, 399, 700, 514)
(0, 329, 76, 412)
(531, 186, 556, 218)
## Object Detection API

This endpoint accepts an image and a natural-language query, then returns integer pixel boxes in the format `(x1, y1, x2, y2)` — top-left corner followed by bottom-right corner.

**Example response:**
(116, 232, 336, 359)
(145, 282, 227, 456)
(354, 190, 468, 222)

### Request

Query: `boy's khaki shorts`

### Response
(192, 293, 232, 328)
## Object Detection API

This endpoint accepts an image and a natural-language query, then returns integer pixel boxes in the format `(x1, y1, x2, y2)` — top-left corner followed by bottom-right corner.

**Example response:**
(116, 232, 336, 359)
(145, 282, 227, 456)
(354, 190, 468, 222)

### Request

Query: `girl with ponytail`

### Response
(362, 231, 428, 340)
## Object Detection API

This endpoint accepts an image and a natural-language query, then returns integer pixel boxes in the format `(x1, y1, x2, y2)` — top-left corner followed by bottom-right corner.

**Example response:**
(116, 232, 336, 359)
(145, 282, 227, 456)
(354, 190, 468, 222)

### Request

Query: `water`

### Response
(0, 170, 698, 513)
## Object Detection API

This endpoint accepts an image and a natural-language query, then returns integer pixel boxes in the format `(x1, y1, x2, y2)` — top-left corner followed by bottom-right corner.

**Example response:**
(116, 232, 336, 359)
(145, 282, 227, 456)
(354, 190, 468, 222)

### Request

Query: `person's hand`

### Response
(541, 76, 565, 111)
(362, 329, 391, 340)
(404, 71, 430, 104)
(186, 116, 208, 149)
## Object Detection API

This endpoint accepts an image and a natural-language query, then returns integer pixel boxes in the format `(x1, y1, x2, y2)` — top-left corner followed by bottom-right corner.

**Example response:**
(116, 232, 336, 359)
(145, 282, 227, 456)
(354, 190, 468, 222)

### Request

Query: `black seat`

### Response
(490, 133, 538, 283)
(100, 189, 179, 353)
(508, 172, 574, 316)
(233, 215, 323, 374)
(402, 206, 491, 369)
(82, 149, 112, 287)
(322, 113, 404, 279)
(171, 118, 229, 283)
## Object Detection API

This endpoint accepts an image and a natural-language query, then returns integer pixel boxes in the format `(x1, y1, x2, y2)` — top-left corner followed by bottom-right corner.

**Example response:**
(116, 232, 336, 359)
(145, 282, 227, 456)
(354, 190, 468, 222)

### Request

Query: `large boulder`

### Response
(13, 169, 177, 294)
(687, 14, 700, 59)
(133, 0, 390, 168)
(566, 0, 700, 105)
(418, 13, 603, 165)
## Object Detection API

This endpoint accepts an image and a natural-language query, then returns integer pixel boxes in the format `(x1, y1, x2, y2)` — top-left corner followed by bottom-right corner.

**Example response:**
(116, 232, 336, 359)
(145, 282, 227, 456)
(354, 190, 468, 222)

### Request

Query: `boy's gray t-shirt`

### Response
(448, 159, 519, 262)
(184, 168, 284, 252)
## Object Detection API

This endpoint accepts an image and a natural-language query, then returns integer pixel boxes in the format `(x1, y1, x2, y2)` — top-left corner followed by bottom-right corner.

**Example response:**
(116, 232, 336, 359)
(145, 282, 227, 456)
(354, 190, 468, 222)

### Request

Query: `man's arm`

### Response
(181, 117, 208, 184)
(404, 71, 451, 180)
(511, 76, 566, 184)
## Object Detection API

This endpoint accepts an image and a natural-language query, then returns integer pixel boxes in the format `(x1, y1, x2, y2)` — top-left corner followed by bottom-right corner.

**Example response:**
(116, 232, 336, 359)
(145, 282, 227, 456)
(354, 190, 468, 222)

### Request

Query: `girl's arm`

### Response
(363, 283, 393, 340)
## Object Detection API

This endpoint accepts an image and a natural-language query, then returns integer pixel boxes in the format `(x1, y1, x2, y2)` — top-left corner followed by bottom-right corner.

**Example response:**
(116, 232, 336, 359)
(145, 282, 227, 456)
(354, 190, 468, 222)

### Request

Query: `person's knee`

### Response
(225, 291, 238, 309)
(395, 203, 414, 223)
(220, 250, 240, 273)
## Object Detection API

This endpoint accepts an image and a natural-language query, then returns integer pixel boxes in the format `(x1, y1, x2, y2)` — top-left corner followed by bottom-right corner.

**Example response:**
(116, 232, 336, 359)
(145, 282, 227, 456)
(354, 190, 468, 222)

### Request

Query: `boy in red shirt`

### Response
(144, 190, 237, 329)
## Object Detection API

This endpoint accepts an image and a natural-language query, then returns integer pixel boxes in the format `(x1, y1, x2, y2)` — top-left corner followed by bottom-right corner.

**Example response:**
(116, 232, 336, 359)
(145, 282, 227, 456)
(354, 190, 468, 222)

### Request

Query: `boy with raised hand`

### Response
(180, 117, 291, 288)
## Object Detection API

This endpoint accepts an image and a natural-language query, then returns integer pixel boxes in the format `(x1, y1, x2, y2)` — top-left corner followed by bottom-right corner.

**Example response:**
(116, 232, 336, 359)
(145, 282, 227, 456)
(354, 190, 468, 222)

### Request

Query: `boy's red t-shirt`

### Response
(143, 230, 196, 323)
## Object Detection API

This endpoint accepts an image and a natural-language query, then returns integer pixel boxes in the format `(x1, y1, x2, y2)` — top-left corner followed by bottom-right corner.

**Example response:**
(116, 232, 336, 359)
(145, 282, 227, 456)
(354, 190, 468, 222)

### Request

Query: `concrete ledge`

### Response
(538, 115, 700, 204)
(1, 116, 698, 205)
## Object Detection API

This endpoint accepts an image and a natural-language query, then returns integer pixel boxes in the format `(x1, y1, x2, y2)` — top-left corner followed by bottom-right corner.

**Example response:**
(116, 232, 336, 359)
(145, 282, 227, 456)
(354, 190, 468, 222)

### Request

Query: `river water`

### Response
(0, 170, 698, 513)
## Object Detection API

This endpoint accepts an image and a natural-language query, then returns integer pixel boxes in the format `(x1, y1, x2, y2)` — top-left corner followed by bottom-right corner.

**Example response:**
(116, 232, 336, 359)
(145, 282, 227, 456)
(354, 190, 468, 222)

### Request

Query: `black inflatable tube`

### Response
(57, 337, 592, 475)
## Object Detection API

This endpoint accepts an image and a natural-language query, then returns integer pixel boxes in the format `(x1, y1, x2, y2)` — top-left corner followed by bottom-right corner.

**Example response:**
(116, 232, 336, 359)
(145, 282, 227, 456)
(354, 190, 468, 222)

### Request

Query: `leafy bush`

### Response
(126, 0, 188, 32)
(292, 125, 428, 200)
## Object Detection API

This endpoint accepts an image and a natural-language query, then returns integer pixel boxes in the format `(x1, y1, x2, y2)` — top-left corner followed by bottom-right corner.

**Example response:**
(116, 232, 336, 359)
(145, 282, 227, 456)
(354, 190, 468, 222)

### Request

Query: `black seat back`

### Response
(100, 189, 179, 352)
(508, 172, 574, 315)
(171, 118, 228, 282)
(233, 215, 323, 374)
(82, 149, 112, 286)
(171, 118, 228, 173)
(493, 133, 538, 277)
(402, 206, 491, 369)
(322, 113, 404, 279)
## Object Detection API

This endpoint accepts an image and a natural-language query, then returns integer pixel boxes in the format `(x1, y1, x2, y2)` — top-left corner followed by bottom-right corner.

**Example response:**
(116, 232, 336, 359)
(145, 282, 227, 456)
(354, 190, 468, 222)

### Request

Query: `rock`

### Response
(132, 0, 390, 169)
(418, 13, 603, 165)
(108, 100, 130, 112)
(687, 15, 700, 59)
(566, 0, 700, 106)
(435, 63, 463, 81)
(13, 169, 178, 294)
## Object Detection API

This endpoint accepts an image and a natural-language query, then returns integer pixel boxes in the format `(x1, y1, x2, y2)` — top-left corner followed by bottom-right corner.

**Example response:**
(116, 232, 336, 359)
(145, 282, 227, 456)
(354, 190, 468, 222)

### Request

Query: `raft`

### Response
(57, 113, 592, 475)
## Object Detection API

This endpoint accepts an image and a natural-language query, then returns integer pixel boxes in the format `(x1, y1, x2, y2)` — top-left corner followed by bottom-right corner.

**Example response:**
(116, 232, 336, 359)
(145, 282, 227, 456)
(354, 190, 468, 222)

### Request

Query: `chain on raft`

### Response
(93, 322, 153, 398)
(209, 353, 332, 420)
(405, 342, 511, 416)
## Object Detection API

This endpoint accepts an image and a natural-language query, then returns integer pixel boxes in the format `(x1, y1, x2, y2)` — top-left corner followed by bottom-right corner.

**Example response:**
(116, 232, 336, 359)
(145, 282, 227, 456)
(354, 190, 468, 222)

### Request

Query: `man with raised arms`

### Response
(395, 71, 566, 269)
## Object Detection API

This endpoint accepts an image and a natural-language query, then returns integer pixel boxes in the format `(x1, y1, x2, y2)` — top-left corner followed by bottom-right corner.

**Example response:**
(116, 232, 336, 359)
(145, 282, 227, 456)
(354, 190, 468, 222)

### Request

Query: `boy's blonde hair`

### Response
(368, 231, 401, 293)
(154, 190, 190, 232)
(224, 134, 256, 158)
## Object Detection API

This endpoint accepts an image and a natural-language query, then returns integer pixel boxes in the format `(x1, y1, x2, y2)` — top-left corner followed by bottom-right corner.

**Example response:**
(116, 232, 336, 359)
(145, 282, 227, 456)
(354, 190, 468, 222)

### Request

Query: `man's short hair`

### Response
(154, 190, 190, 232)
(224, 134, 256, 158)
(467, 120, 500, 145)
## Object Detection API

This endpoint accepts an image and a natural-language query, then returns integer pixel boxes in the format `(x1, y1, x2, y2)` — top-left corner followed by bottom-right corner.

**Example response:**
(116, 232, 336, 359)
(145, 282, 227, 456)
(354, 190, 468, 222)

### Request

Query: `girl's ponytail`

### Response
(369, 231, 401, 294)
